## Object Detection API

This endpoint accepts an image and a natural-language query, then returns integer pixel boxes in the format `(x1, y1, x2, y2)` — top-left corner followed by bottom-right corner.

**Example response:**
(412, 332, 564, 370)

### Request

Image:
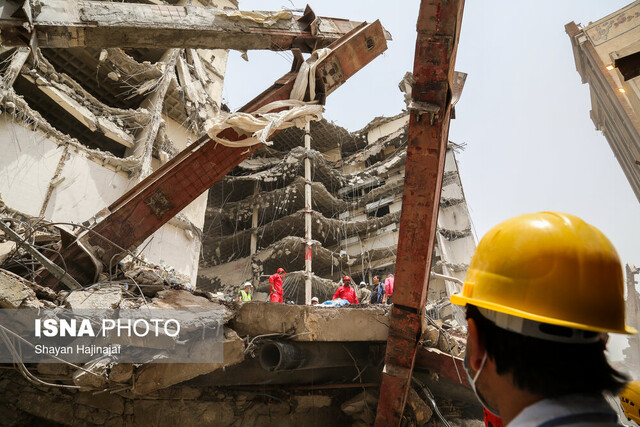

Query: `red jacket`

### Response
(384, 276, 394, 296)
(332, 285, 358, 304)
(269, 273, 283, 303)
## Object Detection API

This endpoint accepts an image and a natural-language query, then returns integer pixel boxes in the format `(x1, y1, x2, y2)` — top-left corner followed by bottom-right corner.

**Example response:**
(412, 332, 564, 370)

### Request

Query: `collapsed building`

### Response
(198, 100, 476, 325)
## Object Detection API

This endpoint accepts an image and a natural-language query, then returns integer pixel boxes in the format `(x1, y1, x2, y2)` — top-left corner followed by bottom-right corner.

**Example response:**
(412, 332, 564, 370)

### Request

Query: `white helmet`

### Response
(243, 282, 253, 288)
(311, 297, 319, 303)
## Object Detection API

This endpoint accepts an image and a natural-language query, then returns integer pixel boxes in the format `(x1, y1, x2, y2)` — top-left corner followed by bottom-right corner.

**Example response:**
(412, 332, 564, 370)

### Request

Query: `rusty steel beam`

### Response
(0, 1, 390, 52)
(36, 21, 387, 289)
(374, 0, 464, 425)
(414, 347, 470, 388)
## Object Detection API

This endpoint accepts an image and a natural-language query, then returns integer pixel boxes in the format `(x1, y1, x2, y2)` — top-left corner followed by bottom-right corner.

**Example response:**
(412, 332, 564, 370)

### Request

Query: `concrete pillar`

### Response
(250, 182, 259, 255)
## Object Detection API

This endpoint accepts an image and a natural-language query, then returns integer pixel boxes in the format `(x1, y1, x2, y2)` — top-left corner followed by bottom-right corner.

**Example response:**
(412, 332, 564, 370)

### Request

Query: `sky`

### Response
(224, 0, 640, 271)
(224, 1, 640, 361)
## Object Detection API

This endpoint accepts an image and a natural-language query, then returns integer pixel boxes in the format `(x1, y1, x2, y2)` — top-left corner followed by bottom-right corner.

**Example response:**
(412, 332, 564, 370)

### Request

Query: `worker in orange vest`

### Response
(269, 268, 286, 303)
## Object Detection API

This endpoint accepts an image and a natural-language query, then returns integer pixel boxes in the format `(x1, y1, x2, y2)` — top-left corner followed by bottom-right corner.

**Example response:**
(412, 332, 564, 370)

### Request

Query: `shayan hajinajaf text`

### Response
(34, 344, 121, 357)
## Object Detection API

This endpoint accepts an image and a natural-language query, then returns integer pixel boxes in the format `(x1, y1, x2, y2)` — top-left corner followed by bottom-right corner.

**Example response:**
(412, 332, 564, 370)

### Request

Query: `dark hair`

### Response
(466, 305, 628, 397)
(373, 276, 379, 280)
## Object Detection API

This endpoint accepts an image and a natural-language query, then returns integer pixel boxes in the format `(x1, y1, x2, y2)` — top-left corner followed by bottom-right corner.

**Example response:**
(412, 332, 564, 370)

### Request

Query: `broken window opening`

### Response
(13, 75, 127, 157)
(368, 204, 390, 218)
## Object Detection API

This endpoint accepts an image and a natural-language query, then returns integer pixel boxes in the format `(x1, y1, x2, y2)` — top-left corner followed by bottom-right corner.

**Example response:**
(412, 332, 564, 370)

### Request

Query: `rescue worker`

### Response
(450, 212, 635, 426)
(238, 282, 253, 302)
(372, 275, 384, 304)
(269, 268, 286, 303)
(311, 297, 319, 306)
(382, 273, 394, 304)
(332, 276, 358, 304)
(358, 281, 372, 304)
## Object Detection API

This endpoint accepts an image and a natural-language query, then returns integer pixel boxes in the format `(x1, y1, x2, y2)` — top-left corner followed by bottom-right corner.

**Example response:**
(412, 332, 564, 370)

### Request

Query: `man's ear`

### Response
(467, 318, 486, 371)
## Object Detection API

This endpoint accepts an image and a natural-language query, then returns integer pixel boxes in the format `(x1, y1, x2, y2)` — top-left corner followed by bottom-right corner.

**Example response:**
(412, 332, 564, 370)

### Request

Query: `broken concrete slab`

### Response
(0, 269, 38, 308)
(0, 241, 16, 265)
(233, 302, 390, 341)
(147, 289, 234, 332)
(64, 284, 122, 310)
(132, 328, 245, 395)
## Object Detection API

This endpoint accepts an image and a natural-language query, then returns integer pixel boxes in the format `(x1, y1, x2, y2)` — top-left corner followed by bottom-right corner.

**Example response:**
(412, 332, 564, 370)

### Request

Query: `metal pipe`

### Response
(259, 341, 306, 371)
(258, 341, 369, 372)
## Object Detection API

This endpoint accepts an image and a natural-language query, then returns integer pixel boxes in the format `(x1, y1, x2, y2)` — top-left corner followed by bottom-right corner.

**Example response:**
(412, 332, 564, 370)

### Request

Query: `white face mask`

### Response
(463, 352, 500, 417)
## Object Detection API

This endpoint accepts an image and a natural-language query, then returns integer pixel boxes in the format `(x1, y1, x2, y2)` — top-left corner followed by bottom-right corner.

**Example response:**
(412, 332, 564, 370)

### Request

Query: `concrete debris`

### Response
(0, 240, 16, 265)
(64, 284, 123, 310)
(341, 390, 378, 424)
(407, 387, 433, 424)
(72, 356, 110, 389)
(0, 269, 39, 308)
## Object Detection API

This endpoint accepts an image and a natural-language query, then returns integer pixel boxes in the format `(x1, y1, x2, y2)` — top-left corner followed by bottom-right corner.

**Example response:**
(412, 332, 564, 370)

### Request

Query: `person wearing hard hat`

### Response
(269, 268, 286, 303)
(358, 281, 372, 304)
(238, 282, 253, 302)
(332, 276, 358, 304)
(311, 297, 319, 306)
(450, 212, 636, 426)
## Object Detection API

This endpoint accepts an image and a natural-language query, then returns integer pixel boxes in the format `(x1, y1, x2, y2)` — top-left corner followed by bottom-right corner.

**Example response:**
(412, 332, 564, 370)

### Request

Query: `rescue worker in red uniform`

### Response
(269, 268, 286, 303)
(332, 276, 359, 304)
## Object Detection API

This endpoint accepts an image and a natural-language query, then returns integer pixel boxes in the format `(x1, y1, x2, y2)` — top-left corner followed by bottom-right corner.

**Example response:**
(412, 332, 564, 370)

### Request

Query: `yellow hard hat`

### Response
(451, 212, 637, 335)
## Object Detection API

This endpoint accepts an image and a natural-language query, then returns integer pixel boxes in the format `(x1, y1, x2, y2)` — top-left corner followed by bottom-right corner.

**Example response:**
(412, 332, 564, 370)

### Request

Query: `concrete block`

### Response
(64, 284, 122, 310)
(234, 302, 390, 341)
(0, 269, 37, 308)
(295, 395, 332, 409)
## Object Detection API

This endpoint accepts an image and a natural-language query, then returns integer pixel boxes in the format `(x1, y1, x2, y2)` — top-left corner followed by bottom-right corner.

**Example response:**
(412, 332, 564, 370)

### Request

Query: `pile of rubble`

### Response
(0, 216, 480, 425)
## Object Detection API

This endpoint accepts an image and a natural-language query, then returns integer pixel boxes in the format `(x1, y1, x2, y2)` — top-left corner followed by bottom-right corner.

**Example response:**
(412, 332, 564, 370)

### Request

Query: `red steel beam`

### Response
(374, 1, 464, 425)
(37, 21, 387, 289)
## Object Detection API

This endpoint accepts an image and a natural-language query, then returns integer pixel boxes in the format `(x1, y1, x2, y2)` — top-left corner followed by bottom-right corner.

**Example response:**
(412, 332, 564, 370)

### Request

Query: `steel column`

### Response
(375, 0, 464, 425)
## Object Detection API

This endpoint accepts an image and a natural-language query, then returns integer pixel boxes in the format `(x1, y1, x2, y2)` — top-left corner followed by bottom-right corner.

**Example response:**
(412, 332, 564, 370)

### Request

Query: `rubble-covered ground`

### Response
(0, 215, 482, 426)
